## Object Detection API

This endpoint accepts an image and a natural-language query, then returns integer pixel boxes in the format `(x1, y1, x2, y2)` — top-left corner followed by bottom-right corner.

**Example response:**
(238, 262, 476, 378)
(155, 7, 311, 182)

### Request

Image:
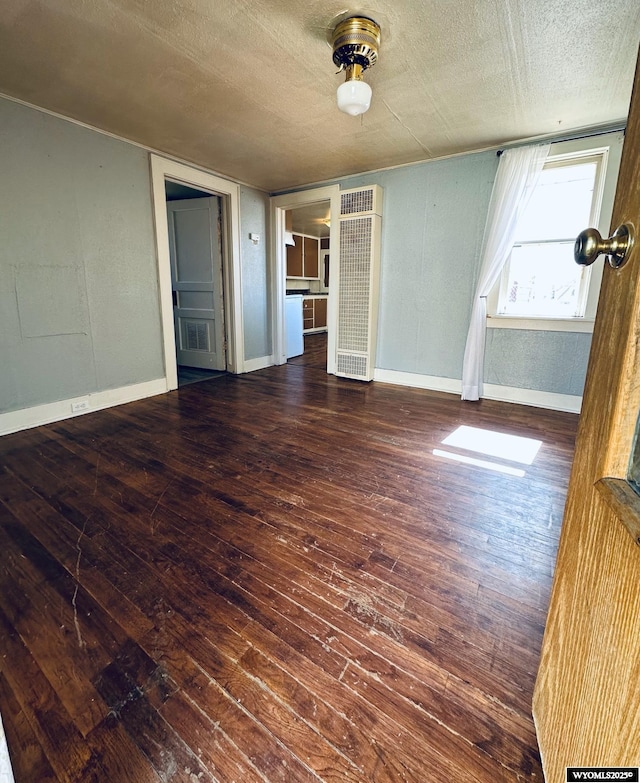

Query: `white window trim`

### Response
(487, 131, 624, 333)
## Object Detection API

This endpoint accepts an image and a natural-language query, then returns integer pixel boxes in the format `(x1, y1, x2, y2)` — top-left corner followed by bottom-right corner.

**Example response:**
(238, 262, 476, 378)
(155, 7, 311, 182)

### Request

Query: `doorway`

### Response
(165, 181, 227, 388)
(270, 185, 340, 374)
(285, 202, 331, 369)
(150, 156, 245, 391)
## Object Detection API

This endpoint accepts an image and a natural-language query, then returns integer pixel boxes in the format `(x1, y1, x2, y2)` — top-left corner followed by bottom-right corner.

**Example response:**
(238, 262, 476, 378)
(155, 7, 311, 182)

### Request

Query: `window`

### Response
(499, 156, 600, 318)
(488, 133, 623, 332)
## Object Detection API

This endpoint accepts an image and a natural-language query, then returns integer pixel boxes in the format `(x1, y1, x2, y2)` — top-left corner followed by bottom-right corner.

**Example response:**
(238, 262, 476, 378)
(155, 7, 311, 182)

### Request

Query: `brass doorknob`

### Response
(574, 223, 634, 269)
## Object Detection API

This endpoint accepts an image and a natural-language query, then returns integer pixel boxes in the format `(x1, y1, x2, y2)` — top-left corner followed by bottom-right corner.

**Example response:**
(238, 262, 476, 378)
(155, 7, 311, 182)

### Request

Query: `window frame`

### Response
(486, 132, 624, 333)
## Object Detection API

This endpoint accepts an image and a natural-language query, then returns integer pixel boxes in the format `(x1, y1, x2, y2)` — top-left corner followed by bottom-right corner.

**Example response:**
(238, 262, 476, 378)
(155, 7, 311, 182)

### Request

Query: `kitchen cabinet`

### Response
(287, 233, 319, 279)
(302, 296, 328, 333)
(286, 235, 303, 277)
(303, 237, 318, 278)
(314, 297, 327, 328)
(303, 298, 314, 330)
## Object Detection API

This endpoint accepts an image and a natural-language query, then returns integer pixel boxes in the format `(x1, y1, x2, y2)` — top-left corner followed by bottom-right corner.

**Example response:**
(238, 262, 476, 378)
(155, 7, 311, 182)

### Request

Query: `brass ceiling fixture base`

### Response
(331, 16, 381, 116)
(331, 16, 381, 77)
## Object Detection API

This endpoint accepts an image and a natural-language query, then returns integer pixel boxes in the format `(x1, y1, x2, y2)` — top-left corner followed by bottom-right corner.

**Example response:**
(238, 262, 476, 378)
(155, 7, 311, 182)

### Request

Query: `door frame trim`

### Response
(270, 186, 340, 371)
(150, 155, 244, 389)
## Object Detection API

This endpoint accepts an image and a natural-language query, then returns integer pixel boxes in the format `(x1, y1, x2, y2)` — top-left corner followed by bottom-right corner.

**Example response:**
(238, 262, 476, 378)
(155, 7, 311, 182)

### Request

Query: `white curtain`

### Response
(461, 143, 550, 401)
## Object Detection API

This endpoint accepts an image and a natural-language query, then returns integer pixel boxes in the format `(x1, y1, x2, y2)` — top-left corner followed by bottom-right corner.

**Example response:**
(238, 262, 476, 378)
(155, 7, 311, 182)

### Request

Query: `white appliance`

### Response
(285, 295, 304, 359)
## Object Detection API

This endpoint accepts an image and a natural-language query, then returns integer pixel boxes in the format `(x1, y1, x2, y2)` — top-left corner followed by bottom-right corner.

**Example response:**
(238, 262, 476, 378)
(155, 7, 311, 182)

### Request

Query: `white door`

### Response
(167, 196, 226, 371)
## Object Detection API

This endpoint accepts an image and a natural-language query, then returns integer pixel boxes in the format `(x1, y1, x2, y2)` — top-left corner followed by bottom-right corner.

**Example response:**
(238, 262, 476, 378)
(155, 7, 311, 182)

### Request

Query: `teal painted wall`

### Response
(336, 153, 499, 381)
(0, 98, 164, 413)
(0, 97, 272, 415)
(299, 139, 623, 398)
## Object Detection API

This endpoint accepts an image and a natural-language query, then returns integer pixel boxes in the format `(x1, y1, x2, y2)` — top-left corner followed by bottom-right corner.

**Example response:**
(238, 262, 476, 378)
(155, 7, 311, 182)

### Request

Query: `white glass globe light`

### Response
(336, 80, 372, 116)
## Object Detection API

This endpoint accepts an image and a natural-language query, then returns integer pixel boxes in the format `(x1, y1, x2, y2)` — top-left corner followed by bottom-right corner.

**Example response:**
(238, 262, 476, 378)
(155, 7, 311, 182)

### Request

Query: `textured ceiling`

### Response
(290, 203, 331, 237)
(1, 0, 639, 191)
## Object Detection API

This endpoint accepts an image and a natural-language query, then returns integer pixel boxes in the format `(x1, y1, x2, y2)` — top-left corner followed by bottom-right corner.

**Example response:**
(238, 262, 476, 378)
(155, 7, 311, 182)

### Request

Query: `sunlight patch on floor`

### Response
(433, 425, 543, 476)
(441, 425, 542, 464)
(432, 448, 526, 477)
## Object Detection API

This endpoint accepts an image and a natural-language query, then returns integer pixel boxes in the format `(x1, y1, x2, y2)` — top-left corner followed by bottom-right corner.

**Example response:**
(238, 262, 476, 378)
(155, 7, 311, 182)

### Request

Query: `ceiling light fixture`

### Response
(331, 16, 381, 116)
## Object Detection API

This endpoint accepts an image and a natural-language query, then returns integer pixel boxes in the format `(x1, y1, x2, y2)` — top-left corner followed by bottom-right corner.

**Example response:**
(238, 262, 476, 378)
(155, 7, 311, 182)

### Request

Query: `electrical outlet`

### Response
(71, 399, 90, 413)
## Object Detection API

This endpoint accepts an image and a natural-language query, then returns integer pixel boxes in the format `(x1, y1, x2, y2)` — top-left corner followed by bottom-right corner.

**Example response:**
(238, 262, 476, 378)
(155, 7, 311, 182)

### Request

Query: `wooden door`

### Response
(314, 297, 327, 329)
(286, 235, 303, 277)
(167, 196, 226, 371)
(533, 53, 640, 778)
(303, 237, 319, 278)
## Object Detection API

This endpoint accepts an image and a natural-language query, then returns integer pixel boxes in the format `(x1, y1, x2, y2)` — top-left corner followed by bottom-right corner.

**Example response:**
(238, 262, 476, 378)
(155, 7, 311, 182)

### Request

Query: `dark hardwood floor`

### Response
(177, 366, 227, 387)
(0, 353, 578, 782)
(289, 332, 327, 370)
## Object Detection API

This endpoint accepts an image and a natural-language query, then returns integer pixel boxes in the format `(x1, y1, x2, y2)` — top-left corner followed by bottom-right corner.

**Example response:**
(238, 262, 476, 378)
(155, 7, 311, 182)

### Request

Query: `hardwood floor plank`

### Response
(0, 347, 577, 781)
(90, 640, 216, 783)
(238, 642, 464, 783)
(33, 415, 546, 699)
(157, 689, 267, 783)
(8, 445, 352, 681)
(0, 606, 94, 782)
(340, 662, 539, 782)
(214, 654, 364, 783)
(0, 470, 155, 643)
(0, 512, 111, 736)
(83, 721, 163, 783)
(102, 388, 562, 608)
(148, 639, 323, 783)
(0, 672, 57, 783)
(339, 644, 542, 776)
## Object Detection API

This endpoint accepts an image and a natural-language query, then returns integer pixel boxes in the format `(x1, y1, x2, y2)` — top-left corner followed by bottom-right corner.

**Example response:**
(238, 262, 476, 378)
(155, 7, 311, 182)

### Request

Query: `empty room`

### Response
(1, 3, 640, 782)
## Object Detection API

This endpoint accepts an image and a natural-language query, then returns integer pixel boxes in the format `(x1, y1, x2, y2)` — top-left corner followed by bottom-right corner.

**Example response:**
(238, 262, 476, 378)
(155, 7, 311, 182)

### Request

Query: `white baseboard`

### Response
(2, 368, 579, 438)
(373, 369, 462, 394)
(373, 369, 582, 413)
(0, 378, 168, 437)
(242, 355, 274, 373)
(483, 383, 582, 413)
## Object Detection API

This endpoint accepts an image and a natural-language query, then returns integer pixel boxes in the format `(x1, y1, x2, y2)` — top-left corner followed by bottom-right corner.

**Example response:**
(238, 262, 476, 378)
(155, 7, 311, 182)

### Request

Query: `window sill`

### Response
(487, 315, 595, 333)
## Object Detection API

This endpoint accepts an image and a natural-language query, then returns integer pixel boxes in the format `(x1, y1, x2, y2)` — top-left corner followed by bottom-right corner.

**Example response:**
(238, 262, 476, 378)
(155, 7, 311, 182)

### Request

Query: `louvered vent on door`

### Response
(184, 320, 210, 351)
(335, 186, 383, 382)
